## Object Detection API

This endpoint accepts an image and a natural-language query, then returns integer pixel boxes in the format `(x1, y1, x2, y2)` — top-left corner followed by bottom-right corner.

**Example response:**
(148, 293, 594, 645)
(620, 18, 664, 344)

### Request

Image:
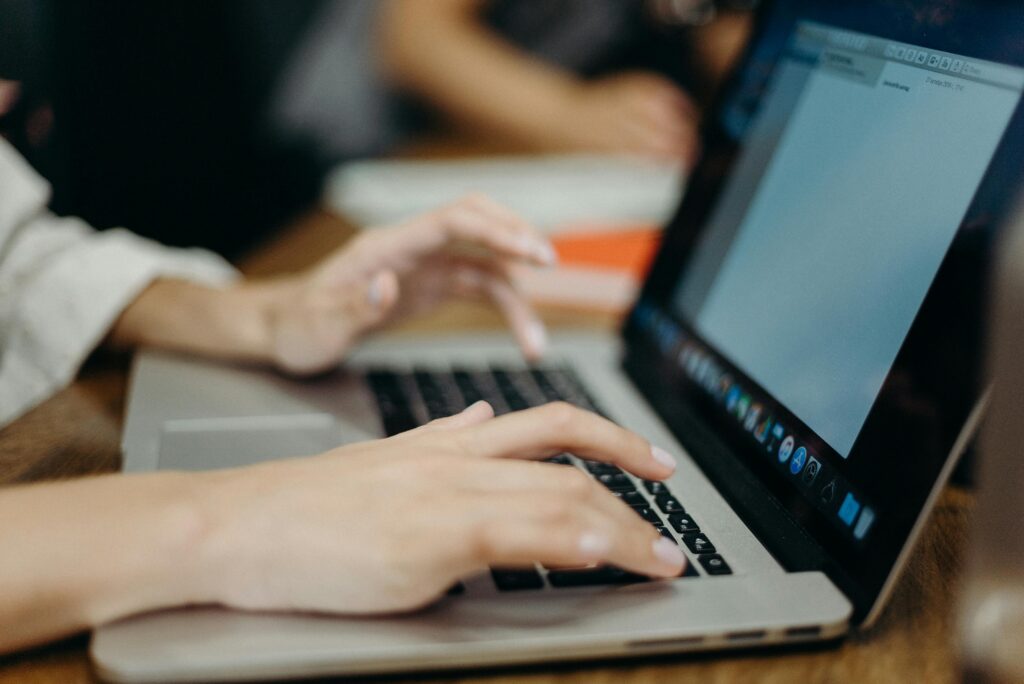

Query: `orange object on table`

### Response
(513, 222, 663, 313)
(552, 223, 663, 278)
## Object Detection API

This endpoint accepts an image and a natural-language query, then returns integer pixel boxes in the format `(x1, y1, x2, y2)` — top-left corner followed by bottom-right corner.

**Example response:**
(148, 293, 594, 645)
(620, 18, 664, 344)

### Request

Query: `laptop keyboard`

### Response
(365, 365, 732, 590)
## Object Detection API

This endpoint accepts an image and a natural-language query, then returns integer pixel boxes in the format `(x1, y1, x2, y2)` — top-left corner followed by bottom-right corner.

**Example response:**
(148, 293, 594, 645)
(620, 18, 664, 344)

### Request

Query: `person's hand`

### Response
(194, 402, 687, 615)
(0, 80, 19, 118)
(257, 195, 557, 375)
(553, 72, 701, 165)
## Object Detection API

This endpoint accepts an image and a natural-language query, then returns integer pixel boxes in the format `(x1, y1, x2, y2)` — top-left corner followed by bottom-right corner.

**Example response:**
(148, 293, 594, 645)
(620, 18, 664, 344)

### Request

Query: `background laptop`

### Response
(95, 0, 1024, 680)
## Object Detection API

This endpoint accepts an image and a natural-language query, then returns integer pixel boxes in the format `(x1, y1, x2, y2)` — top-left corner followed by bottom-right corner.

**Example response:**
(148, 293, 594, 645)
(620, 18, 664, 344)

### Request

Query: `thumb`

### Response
(326, 269, 400, 354)
(271, 270, 399, 376)
(362, 270, 400, 324)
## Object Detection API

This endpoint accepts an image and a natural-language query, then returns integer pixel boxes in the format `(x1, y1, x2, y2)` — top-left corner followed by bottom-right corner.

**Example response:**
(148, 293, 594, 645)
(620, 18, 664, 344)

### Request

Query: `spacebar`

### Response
(546, 567, 648, 587)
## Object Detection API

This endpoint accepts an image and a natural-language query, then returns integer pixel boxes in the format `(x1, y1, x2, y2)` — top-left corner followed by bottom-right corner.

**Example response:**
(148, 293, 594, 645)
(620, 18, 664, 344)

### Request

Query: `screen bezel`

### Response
(622, 0, 1024, 622)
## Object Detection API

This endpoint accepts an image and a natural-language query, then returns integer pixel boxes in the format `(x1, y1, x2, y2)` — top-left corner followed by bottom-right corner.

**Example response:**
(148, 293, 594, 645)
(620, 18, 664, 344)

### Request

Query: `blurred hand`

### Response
(198, 402, 686, 614)
(554, 72, 701, 165)
(0, 80, 20, 118)
(261, 195, 556, 375)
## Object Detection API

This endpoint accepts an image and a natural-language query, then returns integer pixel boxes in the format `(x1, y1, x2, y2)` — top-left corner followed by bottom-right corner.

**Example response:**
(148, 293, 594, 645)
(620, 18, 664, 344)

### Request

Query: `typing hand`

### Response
(264, 195, 556, 375)
(194, 402, 686, 614)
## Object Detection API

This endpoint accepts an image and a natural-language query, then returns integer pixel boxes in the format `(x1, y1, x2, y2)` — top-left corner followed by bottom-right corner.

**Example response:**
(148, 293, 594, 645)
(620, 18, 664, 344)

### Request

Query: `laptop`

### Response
(94, 0, 1024, 680)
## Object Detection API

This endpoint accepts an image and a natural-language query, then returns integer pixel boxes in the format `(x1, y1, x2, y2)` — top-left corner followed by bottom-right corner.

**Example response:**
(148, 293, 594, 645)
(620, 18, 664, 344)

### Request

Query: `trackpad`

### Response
(158, 414, 343, 471)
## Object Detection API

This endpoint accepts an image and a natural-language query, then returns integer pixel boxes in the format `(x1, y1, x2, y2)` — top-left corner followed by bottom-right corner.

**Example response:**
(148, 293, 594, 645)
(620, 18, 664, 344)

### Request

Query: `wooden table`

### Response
(0, 208, 972, 683)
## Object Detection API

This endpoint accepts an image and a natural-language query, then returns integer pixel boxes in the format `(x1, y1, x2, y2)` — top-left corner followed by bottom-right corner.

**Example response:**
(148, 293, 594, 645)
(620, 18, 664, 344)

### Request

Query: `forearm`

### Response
(0, 472, 220, 654)
(108, 278, 296, 365)
(380, 0, 580, 146)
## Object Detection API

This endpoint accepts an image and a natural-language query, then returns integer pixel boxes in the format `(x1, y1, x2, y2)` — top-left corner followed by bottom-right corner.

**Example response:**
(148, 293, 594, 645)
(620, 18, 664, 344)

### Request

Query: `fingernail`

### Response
(652, 537, 686, 569)
(515, 234, 537, 256)
(367, 272, 386, 308)
(516, 235, 558, 266)
(536, 241, 558, 267)
(651, 445, 677, 471)
(578, 532, 612, 558)
(524, 321, 548, 357)
(462, 400, 491, 414)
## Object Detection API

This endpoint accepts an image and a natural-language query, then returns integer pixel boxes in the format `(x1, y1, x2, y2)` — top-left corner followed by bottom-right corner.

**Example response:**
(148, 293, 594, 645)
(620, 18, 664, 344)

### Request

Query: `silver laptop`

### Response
(93, 1, 1024, 680)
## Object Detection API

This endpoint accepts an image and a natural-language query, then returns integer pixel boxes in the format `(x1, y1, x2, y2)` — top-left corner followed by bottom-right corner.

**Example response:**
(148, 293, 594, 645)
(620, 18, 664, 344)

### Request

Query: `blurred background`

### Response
(0, 0, 755, 258)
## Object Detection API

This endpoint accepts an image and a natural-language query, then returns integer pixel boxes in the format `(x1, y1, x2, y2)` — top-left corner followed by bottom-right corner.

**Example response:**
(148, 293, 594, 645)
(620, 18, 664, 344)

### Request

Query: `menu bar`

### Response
(795, 21, 1024, 92)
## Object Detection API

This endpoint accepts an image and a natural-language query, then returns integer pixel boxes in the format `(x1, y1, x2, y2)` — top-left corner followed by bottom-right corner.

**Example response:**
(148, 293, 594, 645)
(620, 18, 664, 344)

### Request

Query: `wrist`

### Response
(109, 279, 283, 366)
(218, 279, 298, 366)
(75, 472, 228, 626)
(186, 462, 292, 611)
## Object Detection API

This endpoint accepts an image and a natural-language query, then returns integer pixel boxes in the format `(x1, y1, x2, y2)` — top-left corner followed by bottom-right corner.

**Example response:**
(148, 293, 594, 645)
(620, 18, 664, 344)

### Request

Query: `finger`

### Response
(452, 459, 663, 545)
(461, 491, 686, 579)
(432, 198, 556, 267)
(619, 115, 694, 161)
(452, 262, 547, 361)
(413, 401, 495, 434)
(625, 72, 698, 117)
(630, 95, 697, 138)
(365, 270, 400, 314)
(461, 194, 552, 255)
(478, 272, 547, 362)
(621, 128, 695, 163)
(464, 402, 677, 480)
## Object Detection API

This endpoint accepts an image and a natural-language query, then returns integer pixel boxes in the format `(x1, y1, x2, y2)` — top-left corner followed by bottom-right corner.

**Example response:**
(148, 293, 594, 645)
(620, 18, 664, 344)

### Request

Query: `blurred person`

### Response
(3, 2, 749, 257)
(380, 0, 703, 163)
(0, 101, 689, 654)
(272, 0, 755, 166)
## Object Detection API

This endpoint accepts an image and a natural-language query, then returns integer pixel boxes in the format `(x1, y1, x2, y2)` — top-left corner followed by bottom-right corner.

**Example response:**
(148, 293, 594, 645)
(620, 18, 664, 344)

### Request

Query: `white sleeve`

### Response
(0, 139, 238, 427)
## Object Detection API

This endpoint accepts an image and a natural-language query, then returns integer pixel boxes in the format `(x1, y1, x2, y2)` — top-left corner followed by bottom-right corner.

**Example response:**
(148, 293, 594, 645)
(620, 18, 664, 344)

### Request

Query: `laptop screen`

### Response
(675, 21, 1022, 459)
(625, 0, 1024, 620)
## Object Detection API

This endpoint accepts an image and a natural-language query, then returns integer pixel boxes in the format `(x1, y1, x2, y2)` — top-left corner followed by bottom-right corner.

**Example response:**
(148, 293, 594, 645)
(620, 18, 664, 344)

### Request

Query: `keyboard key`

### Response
(413, 371, 442, 400)
(452, 371, 484, 407)
(530, 369, 564, 403)
(698, 554, 732, 576)
(596, 473, 636, 491)
(682, 559, 700, 578)
(556, 368, 606, 414)
(491, 370, 530, 411)
(545, 454, 572, 466)
(547, 567, 648, 587)
(655, 495, 685, 514)
(613, 491, 648, 507)
(682, 533, 716, 555)
(446, 582, 466, 596)
(365, 371, 420, 436)
(654, 525, 676, 542)
(643, 480, 671, 496)
(631, 506, 663, 524)
(584, 461, 623, 476)
(491, 568, 544, 591)
(668, 513, 701, 534)
(379, 408, 418, 436)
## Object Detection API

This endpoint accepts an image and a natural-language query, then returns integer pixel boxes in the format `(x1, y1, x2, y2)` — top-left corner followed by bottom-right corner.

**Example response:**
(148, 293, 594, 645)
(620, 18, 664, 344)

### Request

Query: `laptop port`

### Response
(785, 625, 823, 639)
(725, 630, 766, 643)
